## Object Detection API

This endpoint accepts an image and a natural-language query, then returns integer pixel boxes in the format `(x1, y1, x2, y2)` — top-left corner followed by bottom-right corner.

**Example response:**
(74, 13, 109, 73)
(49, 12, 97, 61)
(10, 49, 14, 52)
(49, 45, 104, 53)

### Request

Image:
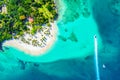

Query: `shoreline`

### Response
(54, 0, 66, 22)
(3, 22, 58, 56)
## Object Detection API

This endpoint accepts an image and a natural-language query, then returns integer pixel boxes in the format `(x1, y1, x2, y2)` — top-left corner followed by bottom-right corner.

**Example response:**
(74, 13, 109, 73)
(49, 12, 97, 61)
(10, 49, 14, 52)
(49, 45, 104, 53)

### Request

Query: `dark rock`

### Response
(18, 59, 27, 70)
(34, 63, 39, 67)
(0, 42, 4, 51)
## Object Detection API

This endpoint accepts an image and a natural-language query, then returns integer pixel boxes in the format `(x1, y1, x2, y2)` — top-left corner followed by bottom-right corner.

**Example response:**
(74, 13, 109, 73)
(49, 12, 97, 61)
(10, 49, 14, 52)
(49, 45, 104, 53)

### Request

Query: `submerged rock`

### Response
(18, 59, 27, 70)
(68, 32, 78, 42)
(58, 35, 67, 41)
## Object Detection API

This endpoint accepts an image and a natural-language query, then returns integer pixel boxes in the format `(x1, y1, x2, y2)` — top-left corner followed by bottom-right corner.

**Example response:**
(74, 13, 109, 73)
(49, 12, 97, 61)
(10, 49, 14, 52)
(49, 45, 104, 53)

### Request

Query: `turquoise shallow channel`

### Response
(0, 0, 102, 62)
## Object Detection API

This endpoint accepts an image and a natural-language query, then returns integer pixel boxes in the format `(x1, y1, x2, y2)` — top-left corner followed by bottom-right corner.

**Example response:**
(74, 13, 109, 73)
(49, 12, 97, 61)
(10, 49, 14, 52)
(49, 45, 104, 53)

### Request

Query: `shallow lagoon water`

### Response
(0, 0, 120, 80)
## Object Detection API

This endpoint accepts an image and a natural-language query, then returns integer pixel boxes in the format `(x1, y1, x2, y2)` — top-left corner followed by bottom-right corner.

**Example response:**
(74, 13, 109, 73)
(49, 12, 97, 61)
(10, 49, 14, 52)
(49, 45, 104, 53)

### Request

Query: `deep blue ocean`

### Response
(0, 0, 120, 80)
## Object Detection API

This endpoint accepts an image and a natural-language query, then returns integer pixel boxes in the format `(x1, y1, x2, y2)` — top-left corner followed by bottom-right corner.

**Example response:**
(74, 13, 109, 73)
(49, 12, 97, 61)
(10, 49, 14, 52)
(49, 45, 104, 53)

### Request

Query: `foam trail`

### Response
(94, 35, 100, 80)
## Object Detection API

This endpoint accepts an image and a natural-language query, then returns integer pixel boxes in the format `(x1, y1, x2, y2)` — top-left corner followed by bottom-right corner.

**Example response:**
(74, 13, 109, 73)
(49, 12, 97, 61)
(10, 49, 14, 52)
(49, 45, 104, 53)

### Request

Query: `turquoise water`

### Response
(0, 0, 120, 80)
(1, 0, 102, 62)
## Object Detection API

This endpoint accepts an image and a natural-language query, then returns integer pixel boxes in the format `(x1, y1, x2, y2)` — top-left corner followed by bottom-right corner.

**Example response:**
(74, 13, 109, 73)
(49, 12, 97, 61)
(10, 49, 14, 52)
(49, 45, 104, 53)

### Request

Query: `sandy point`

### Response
(3, 22, 58, 56)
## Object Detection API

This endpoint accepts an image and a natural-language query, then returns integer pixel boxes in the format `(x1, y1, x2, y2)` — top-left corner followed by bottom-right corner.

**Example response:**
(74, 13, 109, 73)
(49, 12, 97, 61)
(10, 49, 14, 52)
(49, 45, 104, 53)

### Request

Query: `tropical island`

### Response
(0, 0, 58, 56)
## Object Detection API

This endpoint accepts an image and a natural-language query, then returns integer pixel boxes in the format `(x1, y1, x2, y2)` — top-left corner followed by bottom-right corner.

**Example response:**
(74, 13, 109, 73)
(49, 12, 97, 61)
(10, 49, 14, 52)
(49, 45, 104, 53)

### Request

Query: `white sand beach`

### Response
(3, 22, 58, 56)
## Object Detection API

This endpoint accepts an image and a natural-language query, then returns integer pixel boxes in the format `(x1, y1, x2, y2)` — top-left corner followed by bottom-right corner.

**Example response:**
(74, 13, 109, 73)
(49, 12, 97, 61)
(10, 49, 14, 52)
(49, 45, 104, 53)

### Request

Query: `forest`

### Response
(0, 0, 58, 42)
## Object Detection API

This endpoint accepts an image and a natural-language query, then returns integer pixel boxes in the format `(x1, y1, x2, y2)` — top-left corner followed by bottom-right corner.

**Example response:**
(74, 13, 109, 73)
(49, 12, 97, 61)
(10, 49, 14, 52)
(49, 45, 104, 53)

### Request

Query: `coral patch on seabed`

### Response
(108, 0, 120, 16)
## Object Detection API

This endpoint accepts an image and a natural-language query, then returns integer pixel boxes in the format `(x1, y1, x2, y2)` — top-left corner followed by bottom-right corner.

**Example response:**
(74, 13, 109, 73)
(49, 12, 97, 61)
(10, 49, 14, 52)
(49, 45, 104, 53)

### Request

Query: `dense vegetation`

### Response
(0, 0, 58, 42)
